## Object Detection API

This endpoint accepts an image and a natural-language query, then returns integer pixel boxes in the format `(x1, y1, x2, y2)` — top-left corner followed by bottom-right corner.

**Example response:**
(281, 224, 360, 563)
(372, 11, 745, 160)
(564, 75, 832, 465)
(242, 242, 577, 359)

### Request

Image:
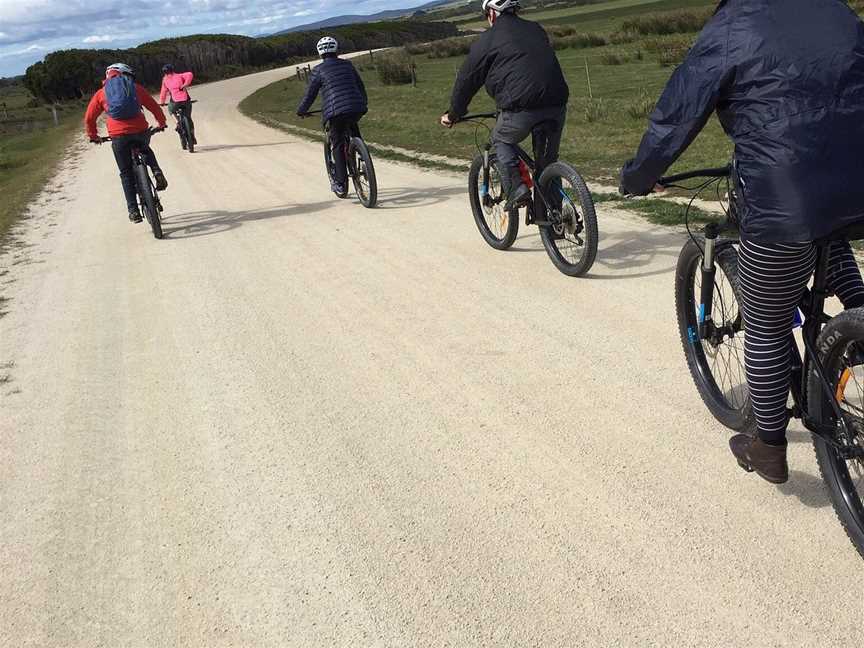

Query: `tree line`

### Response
(24, 21, 458, 102)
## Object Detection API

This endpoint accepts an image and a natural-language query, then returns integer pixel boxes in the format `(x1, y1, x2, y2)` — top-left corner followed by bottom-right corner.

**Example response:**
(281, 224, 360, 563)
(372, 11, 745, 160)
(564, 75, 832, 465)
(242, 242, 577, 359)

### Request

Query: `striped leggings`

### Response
(739, 240, 864, 443)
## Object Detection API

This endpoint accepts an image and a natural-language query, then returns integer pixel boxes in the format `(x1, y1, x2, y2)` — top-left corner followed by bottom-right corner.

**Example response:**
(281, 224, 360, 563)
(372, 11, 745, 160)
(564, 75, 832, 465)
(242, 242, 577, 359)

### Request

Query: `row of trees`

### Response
(24, 21, 459, 102)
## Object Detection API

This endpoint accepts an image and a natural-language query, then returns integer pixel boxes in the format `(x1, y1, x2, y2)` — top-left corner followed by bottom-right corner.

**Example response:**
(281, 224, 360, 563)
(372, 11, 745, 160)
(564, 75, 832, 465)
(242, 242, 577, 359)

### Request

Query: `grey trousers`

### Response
(491, 106, 567, 196)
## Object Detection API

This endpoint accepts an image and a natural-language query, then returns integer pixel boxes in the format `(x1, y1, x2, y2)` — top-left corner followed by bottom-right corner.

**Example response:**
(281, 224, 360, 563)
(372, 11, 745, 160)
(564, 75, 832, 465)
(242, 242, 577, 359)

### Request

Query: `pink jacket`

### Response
(160, 72, 194, 103)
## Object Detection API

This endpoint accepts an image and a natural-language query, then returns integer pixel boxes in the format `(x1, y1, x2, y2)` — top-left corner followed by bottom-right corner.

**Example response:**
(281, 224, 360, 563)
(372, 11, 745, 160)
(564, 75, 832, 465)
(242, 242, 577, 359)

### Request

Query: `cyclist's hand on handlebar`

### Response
(440, 113, 454, 128)
(652, 183, 666, 194)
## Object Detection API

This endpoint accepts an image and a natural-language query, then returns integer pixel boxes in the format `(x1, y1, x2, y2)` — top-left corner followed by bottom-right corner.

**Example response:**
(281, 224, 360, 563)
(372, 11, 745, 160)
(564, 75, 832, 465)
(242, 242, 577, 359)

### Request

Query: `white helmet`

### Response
(106, 62, 134, 77)
(482, 0, 520, 13)
(316, 37, 339, 56)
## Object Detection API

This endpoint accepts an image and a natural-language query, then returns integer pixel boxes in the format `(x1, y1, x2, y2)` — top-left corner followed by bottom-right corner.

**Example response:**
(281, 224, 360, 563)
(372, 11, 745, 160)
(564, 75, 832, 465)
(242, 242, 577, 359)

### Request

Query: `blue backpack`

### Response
(104, 75, 141, 120)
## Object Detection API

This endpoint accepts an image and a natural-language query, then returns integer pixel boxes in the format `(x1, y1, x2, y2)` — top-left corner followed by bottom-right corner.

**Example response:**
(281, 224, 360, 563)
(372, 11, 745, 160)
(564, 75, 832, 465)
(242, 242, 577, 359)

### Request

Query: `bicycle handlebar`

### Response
(658, 165, 731, 186)
(94, 126, 166, 143)
(454, 112, 498, 123)
(299, 110, 323, 117)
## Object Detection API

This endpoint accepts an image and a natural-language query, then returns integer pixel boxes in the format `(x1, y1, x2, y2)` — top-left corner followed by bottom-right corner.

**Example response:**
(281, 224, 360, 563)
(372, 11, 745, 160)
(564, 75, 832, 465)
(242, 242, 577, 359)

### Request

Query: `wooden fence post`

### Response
(369, 49, 374, 61)
(51, 105, 59, 127)
(584, 58, 593, 100)
(411, 63, 417, 87)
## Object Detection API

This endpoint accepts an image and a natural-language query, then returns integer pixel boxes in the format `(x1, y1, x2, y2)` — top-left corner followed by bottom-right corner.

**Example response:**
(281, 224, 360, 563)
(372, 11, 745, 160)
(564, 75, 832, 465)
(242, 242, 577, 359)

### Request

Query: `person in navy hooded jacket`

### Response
(297, 36, 368, 195)
(621, 0, 864, 485)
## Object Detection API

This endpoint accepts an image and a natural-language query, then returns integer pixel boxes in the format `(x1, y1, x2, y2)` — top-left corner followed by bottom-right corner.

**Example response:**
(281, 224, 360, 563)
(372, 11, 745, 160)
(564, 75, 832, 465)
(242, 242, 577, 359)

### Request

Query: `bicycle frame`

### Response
(466, 114, 575, 232)
(667, 167, 864, 459)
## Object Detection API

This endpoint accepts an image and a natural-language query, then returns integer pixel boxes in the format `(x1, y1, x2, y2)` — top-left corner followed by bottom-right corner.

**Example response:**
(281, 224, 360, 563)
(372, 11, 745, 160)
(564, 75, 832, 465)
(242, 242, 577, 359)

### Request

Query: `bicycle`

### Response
(664, 164, 864, 559)
(161, 100, 197, 153)
(97, 127, 166, 240)
(301, 110, 377, 208)
(456, 113, 598, 277)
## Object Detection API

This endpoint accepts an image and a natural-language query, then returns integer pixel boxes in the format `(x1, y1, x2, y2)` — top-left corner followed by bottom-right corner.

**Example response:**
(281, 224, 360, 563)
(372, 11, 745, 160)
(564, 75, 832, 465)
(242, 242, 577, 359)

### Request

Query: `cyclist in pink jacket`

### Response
(159, 65, 196, 149)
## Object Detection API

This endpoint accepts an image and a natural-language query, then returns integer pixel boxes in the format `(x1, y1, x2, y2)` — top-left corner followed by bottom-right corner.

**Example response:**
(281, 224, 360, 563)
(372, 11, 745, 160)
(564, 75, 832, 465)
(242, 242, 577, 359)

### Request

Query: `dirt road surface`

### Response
(1, 64, 861, 647)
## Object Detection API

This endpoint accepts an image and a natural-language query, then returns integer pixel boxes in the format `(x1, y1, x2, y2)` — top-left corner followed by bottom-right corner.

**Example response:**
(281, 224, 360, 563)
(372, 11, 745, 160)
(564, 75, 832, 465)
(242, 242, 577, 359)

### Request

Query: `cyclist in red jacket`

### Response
(85, 63, 168, 223)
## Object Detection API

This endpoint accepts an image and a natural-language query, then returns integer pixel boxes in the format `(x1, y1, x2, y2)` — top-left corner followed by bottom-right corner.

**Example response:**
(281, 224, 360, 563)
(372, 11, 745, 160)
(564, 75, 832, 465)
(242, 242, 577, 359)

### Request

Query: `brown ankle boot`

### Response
(729, 435, 789, 484)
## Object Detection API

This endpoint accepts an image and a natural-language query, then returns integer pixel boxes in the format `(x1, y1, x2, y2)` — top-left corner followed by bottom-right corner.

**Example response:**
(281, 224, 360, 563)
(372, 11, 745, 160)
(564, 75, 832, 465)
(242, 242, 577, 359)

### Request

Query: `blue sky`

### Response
(0, 0, 416, 77)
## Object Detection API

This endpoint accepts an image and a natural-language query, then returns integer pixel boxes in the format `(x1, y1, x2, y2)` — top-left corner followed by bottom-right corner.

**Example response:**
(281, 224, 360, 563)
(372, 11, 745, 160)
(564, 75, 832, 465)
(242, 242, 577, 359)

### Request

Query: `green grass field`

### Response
(241, 32, 731, 185)
(0, 84, 82, 242)
(448, 0, 712, 30)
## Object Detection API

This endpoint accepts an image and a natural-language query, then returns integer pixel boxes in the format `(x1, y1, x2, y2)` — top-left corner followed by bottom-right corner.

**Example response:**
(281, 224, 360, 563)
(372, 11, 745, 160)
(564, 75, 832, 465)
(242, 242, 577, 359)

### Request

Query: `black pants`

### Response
(169, 100, 195, 143)
(111, 132, 161, 212)
(491, 106, 567, 198)
(739, 240, 864, 443)
(327, 113, 362, 186)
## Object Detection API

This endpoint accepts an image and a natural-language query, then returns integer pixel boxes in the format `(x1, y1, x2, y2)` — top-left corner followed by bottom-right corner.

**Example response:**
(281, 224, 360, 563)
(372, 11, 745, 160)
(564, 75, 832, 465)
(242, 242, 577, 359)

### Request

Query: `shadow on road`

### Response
(160, 200, 335, 239)
(778, 470, 832, 509)
(193, 142, 294, 153)
(587, 225, 684, 280)
(373, 185, 467, 210)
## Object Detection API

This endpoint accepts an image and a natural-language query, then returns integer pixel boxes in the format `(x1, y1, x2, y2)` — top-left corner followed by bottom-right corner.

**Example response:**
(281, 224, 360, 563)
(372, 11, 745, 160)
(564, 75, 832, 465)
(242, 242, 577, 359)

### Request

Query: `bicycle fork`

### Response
(698, 223, 720, 339)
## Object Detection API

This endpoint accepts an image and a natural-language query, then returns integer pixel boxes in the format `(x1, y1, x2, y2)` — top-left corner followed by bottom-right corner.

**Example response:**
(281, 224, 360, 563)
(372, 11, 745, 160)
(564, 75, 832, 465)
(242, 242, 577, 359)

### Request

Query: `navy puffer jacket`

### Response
(297, 57, 368, 122)
(621, 0, 864, 243)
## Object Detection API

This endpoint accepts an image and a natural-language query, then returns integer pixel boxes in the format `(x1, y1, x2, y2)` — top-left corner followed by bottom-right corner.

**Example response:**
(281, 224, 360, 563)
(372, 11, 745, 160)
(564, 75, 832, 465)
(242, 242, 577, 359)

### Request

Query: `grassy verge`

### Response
(0, 86, 81, 242)
(240, 42, 731, 183)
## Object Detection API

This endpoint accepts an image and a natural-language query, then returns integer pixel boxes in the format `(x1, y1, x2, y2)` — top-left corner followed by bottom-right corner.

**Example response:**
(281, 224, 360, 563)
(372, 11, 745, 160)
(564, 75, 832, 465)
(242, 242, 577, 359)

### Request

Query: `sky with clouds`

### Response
(0, 0, 415, 77)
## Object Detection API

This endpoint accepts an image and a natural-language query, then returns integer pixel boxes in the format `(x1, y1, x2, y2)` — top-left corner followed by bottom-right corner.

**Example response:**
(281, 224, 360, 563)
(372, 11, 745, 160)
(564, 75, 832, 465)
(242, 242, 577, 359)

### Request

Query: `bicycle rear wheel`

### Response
(349, 138, 377, 208)
(808, 310, 864, 560)
(323, 138, 348, 199)
(467, 153, 518, 250)
(675, 238, 753, 432)
(135, 164, 163, 240)
(537, 162, 598, 277)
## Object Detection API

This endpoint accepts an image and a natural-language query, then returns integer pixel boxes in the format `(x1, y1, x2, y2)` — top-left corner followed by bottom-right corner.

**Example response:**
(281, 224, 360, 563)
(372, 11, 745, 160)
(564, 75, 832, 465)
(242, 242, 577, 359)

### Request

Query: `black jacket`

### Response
(621, 0, 864, 243)
(297, 57, 368, 122)
(449, 14, 569, 118)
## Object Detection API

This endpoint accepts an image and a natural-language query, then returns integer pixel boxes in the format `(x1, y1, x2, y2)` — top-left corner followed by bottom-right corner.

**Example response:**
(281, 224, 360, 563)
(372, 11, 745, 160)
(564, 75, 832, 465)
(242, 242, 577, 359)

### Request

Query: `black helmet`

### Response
(162, 64, 175, 74)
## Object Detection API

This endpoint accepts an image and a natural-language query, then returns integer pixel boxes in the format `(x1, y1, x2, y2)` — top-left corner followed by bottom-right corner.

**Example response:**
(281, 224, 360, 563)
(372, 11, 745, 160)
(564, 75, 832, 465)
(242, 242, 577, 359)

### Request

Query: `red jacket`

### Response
(85, 80, 166, 140)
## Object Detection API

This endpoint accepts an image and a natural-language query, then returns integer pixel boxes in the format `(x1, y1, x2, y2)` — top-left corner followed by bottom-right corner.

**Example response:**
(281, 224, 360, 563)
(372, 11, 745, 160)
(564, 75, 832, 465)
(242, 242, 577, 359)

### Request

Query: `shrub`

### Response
(377, 55, 414, 85)
(581, 98, 608, 123)
(407, 35, 478, 59)
(551, 32, 608, 51)
(643, 35, 694, 67)
(599, 50, 627, 65)
(620, 7, 713, 37)
(626, 88, 656, 119)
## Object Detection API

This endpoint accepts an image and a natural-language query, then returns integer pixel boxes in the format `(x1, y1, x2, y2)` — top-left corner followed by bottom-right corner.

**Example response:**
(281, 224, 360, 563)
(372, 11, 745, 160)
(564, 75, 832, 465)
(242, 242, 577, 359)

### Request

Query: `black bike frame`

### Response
(461, 113, 566, 228)
(662, 167, 863, 459)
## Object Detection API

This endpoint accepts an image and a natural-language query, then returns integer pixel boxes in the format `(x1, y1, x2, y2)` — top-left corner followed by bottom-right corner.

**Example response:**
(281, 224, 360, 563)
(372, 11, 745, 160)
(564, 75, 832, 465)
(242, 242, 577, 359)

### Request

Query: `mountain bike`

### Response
(456, 113, 598, 277)
(98, 128, 166, 240)
(162, 100, 197, 153)
(301, 110, 377, 208)
(665, 164, 864, 559)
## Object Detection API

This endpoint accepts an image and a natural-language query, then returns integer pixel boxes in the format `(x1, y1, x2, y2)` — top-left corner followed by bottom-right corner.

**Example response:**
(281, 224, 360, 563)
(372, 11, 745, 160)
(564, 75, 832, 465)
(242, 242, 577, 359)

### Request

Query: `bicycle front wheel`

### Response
(537, 162, 598, 277)
(135, 164, 163, 240)
(467, 153, 518, 250)
(675, 238, 753, 432)
(349, 138, 377, 208)
(808, 309, 864, 560)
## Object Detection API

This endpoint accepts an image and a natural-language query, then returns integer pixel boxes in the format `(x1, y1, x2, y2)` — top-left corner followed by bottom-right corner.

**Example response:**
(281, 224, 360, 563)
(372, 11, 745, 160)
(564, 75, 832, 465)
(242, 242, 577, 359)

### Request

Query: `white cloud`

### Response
(83, 35, 118, 43)
(0, 0, 414, 76)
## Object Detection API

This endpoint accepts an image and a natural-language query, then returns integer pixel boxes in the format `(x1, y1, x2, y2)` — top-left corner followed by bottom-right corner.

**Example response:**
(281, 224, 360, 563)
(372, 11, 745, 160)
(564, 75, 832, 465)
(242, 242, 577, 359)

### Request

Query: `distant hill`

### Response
(271, 0, 458, 35)
(24, 20, 459, 102)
